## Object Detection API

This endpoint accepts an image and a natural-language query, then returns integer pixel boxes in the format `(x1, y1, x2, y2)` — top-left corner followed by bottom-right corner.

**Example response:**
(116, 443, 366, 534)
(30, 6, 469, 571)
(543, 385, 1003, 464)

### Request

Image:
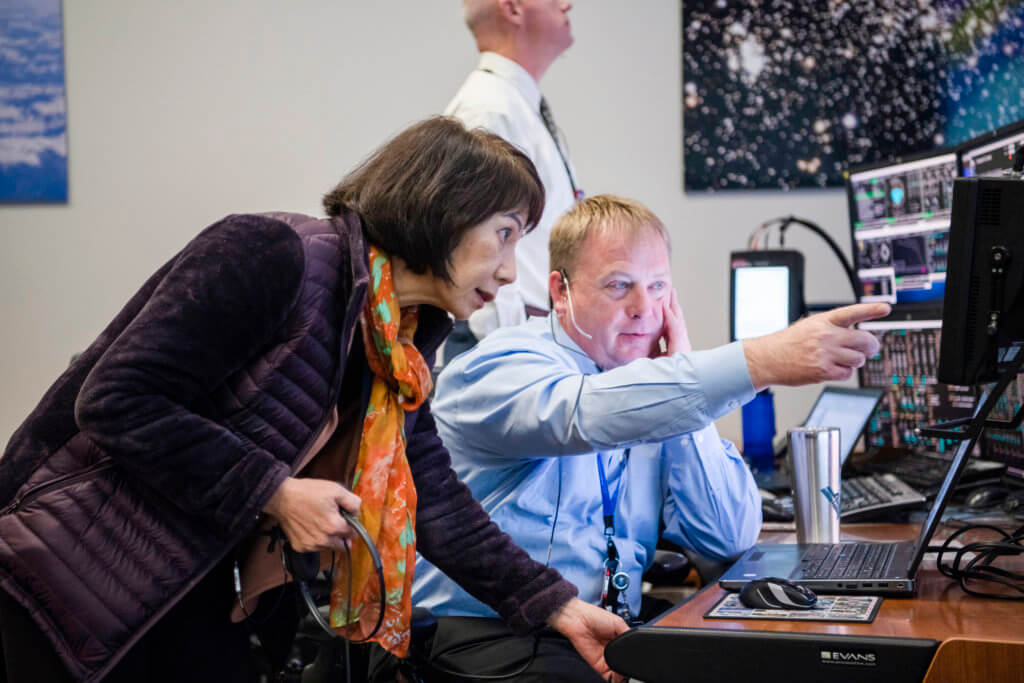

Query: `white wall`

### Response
(0, 1, 856, 447)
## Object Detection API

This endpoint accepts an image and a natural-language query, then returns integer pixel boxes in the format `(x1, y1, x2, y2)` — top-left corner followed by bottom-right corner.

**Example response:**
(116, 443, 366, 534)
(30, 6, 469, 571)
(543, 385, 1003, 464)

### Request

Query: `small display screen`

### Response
(733, 266, 790, 340)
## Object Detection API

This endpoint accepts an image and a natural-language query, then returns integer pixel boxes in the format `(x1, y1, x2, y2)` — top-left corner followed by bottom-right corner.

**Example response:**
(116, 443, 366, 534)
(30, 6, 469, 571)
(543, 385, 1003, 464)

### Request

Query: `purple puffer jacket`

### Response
(0, 211, 575, 681)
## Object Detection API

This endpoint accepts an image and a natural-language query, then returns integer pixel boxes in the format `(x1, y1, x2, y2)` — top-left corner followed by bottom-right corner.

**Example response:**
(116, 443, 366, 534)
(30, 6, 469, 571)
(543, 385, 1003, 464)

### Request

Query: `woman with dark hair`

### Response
(0, 117, 626, 682)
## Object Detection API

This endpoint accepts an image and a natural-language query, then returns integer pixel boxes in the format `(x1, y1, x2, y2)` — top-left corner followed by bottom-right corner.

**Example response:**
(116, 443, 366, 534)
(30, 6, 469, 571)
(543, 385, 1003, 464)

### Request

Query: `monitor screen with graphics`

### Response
(846, 150, 958, 313)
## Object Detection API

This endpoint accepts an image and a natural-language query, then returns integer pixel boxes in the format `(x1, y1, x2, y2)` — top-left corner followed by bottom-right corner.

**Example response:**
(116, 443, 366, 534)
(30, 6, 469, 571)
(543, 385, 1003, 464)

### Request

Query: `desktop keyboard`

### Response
(841, 474, 927, 521)
(863, 450, 1006, 496)
(762, 473, 926, 523)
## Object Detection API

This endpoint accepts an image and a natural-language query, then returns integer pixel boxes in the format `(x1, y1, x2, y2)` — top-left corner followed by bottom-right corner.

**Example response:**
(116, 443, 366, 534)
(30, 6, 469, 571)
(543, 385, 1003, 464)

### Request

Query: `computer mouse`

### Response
(964, 485, 1007, 509)
(739, 577, 817, 610)
(1003, 490, 1024, 514)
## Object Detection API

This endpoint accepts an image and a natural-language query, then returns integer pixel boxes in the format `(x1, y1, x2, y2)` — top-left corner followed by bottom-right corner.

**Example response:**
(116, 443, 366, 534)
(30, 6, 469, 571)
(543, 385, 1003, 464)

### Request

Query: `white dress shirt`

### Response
(445, 52, 580, 338)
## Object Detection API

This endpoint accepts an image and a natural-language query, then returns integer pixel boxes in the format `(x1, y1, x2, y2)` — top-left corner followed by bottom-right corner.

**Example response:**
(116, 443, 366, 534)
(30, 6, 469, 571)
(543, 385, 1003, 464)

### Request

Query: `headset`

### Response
(559, 269, 593, 340)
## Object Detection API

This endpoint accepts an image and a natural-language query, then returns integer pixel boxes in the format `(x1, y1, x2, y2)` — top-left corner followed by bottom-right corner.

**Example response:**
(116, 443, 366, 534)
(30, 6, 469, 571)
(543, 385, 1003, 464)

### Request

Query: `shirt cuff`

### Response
(686, 341, 756, 419)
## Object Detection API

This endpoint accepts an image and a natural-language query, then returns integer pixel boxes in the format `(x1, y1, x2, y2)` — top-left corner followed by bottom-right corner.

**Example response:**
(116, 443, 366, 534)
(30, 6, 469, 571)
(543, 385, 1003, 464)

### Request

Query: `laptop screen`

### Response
(802, 387, 884, 466)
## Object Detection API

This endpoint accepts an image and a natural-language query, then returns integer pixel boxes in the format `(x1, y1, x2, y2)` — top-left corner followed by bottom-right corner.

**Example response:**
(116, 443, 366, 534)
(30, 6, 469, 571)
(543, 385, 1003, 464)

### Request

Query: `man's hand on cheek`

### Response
(660, 288, 691, 355)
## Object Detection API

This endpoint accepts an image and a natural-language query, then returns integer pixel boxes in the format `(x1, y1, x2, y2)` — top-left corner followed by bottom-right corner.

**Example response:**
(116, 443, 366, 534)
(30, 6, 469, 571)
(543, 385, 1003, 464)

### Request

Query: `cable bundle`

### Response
(928, 522, 1024, 599)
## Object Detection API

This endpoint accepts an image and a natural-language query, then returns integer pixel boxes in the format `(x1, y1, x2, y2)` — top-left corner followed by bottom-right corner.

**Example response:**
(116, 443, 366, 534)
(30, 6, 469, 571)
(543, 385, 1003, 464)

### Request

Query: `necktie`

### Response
(539, 97, 579, 197)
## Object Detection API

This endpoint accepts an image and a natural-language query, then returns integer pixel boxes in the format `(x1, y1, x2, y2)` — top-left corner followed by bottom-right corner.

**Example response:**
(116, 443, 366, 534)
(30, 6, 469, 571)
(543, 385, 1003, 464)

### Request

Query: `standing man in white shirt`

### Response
(445, 0, 580, 348)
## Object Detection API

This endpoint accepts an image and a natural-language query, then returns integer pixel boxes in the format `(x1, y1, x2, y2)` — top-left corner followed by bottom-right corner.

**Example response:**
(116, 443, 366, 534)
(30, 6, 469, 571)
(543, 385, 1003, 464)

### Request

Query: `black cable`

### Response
(236, 512, 384, 682)
(925, 522, 1024, 599)
(278, 509, 384, 683)
(295, 509, 386, 643)
(546, 459, 564, 567)
(775, 215, 861, 301)
(343, 543, 351, 683)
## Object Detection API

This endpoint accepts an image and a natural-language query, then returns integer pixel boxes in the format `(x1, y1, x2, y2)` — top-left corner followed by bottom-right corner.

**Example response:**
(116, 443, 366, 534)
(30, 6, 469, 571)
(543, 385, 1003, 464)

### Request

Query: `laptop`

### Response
(720, 390, 988, 596)
(801, 386, 884, 466)
(754, 385, 884, 492)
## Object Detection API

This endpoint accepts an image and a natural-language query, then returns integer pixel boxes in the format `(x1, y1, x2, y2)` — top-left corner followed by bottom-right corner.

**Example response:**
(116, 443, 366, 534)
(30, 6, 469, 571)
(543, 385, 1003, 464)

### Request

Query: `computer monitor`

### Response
(938, 175, 1024, 488)
(959, 118, 1024, 179)
(729, 250, 804, 342)
(846, 150, 959, 314)
(938, 176, 1024, 386)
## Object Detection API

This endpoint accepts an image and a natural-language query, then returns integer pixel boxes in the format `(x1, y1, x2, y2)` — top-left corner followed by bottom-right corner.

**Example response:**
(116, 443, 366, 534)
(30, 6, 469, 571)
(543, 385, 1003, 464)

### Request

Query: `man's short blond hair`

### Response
(549, 194, 671, 276)
(464, 0, 498, 35)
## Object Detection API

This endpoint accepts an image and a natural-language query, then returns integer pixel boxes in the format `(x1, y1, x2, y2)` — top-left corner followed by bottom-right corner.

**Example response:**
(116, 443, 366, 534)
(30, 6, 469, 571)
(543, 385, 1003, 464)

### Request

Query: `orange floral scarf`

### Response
(329, 246, 432, 657)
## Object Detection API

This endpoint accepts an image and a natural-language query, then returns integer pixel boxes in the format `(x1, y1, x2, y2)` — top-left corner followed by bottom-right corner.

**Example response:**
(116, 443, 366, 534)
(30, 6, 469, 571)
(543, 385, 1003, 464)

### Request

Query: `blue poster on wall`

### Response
(0, 0, 68, 202)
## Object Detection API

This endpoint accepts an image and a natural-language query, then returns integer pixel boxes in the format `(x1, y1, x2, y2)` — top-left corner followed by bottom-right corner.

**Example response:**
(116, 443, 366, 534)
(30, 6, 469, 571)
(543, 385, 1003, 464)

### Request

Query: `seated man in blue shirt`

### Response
(408, 195, 889, 681)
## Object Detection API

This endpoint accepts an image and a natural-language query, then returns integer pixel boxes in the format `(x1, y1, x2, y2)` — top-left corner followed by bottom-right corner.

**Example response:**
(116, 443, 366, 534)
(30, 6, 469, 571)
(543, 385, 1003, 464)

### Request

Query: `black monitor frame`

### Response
(938, 176, 1024, 387)
(728, 249, 804, 343)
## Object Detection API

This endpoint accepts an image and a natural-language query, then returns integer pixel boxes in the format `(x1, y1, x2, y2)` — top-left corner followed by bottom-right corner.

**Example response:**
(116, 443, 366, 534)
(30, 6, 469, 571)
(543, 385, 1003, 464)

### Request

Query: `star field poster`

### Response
(0, 0, 68, 202)
(683, 0, 1024, 191)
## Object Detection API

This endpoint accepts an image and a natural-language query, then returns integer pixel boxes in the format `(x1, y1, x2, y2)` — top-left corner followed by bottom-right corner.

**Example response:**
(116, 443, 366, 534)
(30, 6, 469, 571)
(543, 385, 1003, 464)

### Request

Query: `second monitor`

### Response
(729, 249, 804, 342)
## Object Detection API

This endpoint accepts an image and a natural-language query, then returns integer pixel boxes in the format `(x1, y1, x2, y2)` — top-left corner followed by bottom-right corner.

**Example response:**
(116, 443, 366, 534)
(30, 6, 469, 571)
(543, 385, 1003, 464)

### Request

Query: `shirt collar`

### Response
(477, 52, 542, 110)
(543, 315, 600, 373)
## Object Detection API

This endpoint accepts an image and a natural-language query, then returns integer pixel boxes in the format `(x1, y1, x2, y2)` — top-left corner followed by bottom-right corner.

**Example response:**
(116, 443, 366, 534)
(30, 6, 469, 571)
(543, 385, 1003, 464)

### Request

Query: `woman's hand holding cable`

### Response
(262, 477, 362, 552)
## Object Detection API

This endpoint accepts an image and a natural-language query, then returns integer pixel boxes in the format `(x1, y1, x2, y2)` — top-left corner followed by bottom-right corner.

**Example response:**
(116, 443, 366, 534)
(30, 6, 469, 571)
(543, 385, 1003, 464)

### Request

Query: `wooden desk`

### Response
(608, 523, 1024, 683)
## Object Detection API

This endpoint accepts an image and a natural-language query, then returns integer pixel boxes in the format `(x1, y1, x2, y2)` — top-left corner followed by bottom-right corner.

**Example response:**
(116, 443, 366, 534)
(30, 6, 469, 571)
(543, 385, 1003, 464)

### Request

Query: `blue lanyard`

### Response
(597, 449, 631, 619)
(596, 449, 630, 535)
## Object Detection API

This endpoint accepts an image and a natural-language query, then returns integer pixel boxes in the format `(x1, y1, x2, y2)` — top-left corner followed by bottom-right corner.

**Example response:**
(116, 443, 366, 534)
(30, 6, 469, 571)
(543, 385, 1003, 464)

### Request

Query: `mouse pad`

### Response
(704, 593, 882, 623)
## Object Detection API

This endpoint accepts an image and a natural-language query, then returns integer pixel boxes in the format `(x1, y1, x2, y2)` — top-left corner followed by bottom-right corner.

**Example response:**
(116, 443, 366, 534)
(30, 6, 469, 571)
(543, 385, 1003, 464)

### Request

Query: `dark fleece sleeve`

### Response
(75, 215, 304, 535)
(407, 406, 578, 633)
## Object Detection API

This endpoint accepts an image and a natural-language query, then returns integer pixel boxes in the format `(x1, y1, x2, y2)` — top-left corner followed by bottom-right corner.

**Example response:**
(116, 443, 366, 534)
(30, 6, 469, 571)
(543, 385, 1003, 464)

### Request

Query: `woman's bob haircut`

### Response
(324, 116, 545, 283)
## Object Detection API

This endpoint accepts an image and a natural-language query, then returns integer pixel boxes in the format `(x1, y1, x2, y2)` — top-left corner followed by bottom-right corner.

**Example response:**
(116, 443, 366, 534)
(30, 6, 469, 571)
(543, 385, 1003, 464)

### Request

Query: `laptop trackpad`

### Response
(731, 545, 804, 580)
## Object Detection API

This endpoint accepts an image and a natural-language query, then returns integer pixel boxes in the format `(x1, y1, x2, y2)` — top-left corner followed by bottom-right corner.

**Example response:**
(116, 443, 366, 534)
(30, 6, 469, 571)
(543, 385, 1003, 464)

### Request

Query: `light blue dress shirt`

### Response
(413, 317, 762, 617)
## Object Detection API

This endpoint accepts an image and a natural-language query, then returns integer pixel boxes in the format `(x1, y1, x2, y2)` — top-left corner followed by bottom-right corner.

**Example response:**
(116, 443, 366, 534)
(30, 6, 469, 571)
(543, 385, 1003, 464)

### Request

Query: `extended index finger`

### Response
(824, 302, 891, 328)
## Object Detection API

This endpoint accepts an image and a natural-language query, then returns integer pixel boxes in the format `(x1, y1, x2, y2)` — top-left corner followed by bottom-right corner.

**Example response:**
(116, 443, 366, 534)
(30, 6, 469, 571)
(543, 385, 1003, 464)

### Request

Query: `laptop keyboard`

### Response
(798, 543, 896, 580)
